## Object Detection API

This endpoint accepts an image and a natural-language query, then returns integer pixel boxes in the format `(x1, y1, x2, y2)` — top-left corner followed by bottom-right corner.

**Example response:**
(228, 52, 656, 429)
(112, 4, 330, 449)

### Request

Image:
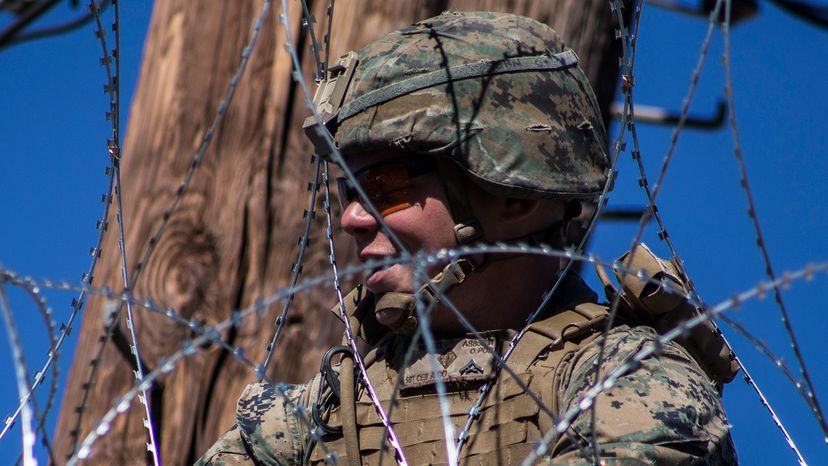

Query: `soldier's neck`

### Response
(425, 255, 564, 335)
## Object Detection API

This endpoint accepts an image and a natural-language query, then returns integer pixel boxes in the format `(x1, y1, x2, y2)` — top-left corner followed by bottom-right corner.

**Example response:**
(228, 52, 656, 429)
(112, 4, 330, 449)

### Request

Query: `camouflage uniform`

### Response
(197, 274, 737, 466)
(197, 11, 738, 465)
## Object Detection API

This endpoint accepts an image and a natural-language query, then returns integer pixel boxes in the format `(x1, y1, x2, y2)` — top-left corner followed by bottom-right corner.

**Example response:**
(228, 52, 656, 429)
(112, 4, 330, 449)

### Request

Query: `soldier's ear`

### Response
(499, 198, 541, 223)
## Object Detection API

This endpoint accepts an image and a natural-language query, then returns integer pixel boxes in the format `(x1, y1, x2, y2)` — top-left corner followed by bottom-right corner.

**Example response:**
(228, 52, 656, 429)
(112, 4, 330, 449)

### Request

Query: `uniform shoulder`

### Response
(550, 325, 738, 464)
(234, 381, 316, 466)
(563, 325, 710, 397)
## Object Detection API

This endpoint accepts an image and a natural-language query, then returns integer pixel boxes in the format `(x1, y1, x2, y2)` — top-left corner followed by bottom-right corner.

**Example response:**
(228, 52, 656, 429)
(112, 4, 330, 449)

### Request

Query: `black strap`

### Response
(337, 49, 579, 122)
(436, 159, 484, 244)
(312, 345, 356, 436)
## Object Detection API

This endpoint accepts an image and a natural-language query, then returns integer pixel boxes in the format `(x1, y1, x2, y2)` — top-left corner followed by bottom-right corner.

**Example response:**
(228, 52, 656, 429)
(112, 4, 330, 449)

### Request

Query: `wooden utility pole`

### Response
(52, 1, 629, 464)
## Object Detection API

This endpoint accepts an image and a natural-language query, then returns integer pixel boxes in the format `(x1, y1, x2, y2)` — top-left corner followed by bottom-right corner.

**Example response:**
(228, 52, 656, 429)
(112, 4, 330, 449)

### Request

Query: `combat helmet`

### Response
(305, 11, 610, 241)
(303, 11, 611, 333)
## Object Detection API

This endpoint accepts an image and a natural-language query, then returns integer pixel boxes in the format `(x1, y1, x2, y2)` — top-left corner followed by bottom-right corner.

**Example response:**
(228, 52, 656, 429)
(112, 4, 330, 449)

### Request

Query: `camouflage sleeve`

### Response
(544, 325, 738, 465)
(234, 382, 310, 465)
(194, 425, 257, 466)
(195, 380, 318, 466)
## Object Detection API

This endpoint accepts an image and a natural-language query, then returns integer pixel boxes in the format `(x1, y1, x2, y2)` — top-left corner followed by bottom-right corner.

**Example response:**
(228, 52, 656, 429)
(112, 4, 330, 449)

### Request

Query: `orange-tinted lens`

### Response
(357, 164, 414, 216)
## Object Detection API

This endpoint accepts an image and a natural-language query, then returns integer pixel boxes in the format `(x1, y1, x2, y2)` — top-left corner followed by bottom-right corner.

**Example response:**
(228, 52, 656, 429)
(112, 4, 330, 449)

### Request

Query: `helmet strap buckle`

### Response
(374, 258, 477, 336)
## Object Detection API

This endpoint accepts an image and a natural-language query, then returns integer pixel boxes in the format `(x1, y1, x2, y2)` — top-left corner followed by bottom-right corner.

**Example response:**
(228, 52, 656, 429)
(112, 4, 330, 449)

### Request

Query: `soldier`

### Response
(198, 11, 739, 465)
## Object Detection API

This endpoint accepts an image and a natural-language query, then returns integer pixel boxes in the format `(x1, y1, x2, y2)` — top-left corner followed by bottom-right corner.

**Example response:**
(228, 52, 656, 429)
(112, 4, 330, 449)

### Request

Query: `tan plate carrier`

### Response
(307, 302, 609, 466)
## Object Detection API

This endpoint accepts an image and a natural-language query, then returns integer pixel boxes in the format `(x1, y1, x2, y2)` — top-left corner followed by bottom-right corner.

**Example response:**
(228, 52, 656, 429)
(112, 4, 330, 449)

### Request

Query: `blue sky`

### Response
(1, 1, 826, 464)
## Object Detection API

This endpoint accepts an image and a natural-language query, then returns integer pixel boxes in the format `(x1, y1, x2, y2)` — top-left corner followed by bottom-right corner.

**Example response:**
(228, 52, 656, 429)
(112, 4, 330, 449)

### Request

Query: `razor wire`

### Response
(603, 1, 812, 463)
(277, 2, 413, 462)
(1, 0, 124, 460)
(97, 0, 161, 460)
(585, 1, 647, 461)
(85, 2, 162, 463)
(1, 245, 824, 464)
(259, 155, 323, 380)
(322, 0, 335, 77)
(10, 283, 57, 466)
(1, 275, 58, 466)
(0, 270, 278, 387)
(0, 284, 37, 466)
(0, 252, 490, 462)
(298, 0, 324, 81)
(0, 2, 121, 449)
(0, 164, 116, 452)
(721, 0, 827, 440)
(4, 3, 776, 466)
(69, 0, 273, 461)
(320, 159, 419, 466)
(61, 0, 125, 457)
(588, 0, 814, 462)
(2, 1, 827, 465)
(719, 313, 813, 410)
(0, 266, 58, 445)
(593, 0, 725, 397)
(259, 0, 337, 379)
(0, 263, 357, 465)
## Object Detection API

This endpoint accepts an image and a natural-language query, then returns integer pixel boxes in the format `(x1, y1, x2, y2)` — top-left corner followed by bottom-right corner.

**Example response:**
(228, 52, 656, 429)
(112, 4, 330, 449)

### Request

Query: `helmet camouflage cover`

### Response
(322, 11, 610, 200)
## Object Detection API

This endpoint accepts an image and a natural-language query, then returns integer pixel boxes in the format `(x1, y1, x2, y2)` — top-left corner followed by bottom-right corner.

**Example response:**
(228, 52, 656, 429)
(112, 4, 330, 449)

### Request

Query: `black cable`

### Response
(0, 0, 110, 50)
(769, 0, 828, 29)
(0, 0, 60, 48)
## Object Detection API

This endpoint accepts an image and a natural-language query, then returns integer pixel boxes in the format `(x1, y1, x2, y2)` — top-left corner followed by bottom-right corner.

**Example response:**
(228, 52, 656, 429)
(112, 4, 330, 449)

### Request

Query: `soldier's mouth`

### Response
(366, 264, 408, 293)
(358, 251, 409, 292)
(366, 265, 390, 290)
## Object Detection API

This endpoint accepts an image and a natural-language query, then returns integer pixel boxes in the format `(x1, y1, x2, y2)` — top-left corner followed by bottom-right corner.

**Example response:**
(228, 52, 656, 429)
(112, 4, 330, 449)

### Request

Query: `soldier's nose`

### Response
(341, 200, 380, 237)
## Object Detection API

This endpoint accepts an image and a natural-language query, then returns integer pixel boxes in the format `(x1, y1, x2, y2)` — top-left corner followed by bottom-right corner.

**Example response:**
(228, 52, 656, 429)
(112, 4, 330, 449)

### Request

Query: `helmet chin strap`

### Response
(373, 200, 581, 336)
(374, 258, 477, 335)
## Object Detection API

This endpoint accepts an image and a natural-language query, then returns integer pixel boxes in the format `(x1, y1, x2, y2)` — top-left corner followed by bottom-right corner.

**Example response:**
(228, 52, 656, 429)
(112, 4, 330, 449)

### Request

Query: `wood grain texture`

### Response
(52, 1, 628, 464)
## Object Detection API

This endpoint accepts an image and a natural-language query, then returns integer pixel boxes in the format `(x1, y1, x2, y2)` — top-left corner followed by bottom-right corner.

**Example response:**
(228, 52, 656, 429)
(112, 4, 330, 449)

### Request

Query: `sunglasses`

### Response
(337, 157, 438, 216)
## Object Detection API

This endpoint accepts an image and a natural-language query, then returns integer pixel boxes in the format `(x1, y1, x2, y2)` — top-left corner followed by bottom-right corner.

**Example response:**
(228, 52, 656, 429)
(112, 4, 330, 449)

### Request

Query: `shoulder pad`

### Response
(596, 243, 739, 385)
(508, 303, 608, 373)
(527, 302, 608, 344)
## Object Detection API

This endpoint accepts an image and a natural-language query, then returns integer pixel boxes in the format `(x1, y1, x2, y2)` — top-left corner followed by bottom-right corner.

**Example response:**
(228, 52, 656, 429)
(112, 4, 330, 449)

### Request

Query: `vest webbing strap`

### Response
(512, 302, 608, 445)
(337, 49, 579, 122)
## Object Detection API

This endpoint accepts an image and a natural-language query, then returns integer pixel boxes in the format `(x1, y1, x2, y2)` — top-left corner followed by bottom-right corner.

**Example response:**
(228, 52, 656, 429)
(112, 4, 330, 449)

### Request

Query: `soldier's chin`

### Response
(375, 308, 404, 326)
